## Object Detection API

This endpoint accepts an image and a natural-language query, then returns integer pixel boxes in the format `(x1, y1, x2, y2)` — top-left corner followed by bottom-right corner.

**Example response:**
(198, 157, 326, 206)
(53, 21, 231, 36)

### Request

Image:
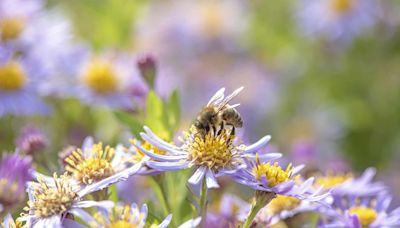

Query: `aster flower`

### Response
(0, 153, 32, 212)
(60, 136, 145, 195)
(0, 49, 50, 116)
(231, 154, 328, 201)
(72, 53, 146, 109)
(0, 0, 42, 44)
(87, 202, 200, 228)
(230, 154, 330, 228)
(320, 193, 400, 228)
(16, 127, 48, 155)
(136, 87, 282, 189)
(19, 173, 114, 227)
(256, 194, 322, 226)
(1, 213, 23, 228)
(315, 168, 386, 197)
(207, 193, 250, 227)
(296, 0, 379, 43)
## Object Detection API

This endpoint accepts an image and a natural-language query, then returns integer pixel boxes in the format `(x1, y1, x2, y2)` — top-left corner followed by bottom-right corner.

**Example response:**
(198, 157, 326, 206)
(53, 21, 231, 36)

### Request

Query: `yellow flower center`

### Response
(315, 173, 352, 189)
(0, 61, 27, 91)
(268, 195, 302, 215)
(130, 139, 166, 163)
(349, 207, 377, 227)
(0, 218, 23, 228)
(0, 178, 25, 209)
(65, 143, 115, 185)
(82, 59, 119, 94)
(200, 2, 224, 37)
(186, 126, 237, 171)
(0, 17, 25, 41)
(92, 205, 142, 228)
(24, 173, 79, 218)
(252, 156, 294, 187)
(331, 0, 354, 14)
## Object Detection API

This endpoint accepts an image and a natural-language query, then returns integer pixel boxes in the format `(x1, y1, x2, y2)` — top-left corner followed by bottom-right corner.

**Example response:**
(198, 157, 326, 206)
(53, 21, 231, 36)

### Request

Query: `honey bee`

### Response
(194, 87, 244, 137)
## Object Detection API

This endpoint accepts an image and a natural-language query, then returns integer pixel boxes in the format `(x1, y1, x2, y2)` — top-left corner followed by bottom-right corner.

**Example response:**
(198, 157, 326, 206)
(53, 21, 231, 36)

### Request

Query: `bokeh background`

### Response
(1, 0, 400, 211)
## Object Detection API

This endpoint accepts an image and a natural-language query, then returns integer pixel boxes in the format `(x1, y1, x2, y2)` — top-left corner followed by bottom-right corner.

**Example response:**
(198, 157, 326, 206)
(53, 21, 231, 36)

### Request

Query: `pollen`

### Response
(81, 59, 119, 94)
(267, 195, 301, 215)
(65, 143, 115, 185)
(0, 61, 27, 91)
(91, 205, 144, 228)
(349, 206, 377, 227)
(330, 0, 353, 14)
(252, 154, 294, 187)
(315, 172, 352, 189)
(186, 126, 237, 171)
(0, 17, 25, 41)
(23, 173, 79, 218)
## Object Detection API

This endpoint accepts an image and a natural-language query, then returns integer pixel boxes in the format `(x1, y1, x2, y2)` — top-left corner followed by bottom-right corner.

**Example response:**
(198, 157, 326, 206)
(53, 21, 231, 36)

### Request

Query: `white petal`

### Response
(158, 214, 173, 228)
(73, 200, 114, 209)
(78, 162, 142, 196)
(146, 160, 190, 171)
(135, 143, 187, 161)
(205, 170, 220, 188)
(177, 217, 202, 228)
(188, 166, 207, 185)
(69, 208, 95, 224)
(244, 135, 271, 154)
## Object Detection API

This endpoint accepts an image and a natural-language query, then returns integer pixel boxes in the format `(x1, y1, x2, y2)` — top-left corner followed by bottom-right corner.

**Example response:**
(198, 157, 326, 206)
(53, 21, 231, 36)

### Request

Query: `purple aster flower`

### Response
(230, 154, 328, 202)
(84, 202, 200, 228)
(0, 0, 42, 45)
(0, 49, 51, 116)
(256, 193, 323, 226)
(19, 173, 114, 228)
(55, 136, 145, 194)
(315, 168, 386, 198)
(207, 193, 250, 227)
(135, 87, 282, 189)
(296, 0, 380, 43)
(70, 53, 147, 110)
(0, 153, 32, 212)
(319, 193, 400, 228)
(16, 126, 48, 155)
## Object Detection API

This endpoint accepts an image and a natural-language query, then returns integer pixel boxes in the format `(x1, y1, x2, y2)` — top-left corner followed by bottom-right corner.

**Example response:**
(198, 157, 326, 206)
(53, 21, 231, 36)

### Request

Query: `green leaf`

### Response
(145, 90, 169, 139)
(114, 111, 143, 138)
(165, 89, 181, 133)
(108, 185, 118, 203)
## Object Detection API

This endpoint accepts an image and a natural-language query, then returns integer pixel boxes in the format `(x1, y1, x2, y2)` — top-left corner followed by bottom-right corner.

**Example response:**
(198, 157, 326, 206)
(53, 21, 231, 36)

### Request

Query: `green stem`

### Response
(199, 177, 208, 227)
(242, 191, 276, 228)
(148, 177, 170, 218)
(242, 202, 264, 228)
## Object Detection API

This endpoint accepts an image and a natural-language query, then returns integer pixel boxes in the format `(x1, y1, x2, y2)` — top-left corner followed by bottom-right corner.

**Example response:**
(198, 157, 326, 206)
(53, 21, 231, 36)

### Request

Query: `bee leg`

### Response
(212, 125, 217, 135)
(217, 121, 225, 136)
(230, 126, 236, 137)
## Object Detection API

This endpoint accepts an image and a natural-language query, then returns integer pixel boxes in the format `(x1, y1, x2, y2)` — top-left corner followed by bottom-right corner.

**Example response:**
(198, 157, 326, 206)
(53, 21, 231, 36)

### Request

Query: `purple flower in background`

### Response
(320, 193, 400, 228)
(0, 0, 42, 45)
(207, 193, 250, 227)
(0, 49, 50, 116)
(136, 88, 281, 189)
(296, 0, 380, 43)
(71, 53, 147, 109)
(16, 127, 48, 155)
(0, 153, 32, 212)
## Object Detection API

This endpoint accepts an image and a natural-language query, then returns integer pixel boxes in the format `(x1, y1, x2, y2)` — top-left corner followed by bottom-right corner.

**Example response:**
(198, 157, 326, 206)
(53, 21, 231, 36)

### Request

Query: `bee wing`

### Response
(217, 87, 244, 110)
(228, 103, 240, 109)
(207, 87, 225, 107)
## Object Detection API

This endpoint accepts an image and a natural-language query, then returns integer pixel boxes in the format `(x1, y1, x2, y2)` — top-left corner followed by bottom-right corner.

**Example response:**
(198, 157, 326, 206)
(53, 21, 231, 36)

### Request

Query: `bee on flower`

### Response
(135, 87, 282, 189)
